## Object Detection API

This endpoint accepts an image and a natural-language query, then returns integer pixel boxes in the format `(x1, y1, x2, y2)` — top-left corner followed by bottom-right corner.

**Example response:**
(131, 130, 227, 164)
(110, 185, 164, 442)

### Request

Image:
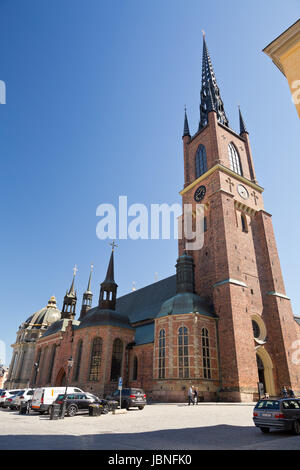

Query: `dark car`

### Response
(106, 388, 146, 410)
(52, 392, 104, 417)
(253, 398, 300, 434)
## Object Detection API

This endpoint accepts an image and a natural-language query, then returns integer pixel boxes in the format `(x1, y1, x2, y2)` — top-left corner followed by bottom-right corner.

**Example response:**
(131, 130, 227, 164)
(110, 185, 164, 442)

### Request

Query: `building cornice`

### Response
(267, 291, 290, 300)
(180, 164, 264, 196)
(213, 278, 247, 288)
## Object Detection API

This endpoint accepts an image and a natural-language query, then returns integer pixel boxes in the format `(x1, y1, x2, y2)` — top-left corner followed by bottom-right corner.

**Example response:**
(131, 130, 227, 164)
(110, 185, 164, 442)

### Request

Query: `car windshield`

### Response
(255, 400, 280, 410)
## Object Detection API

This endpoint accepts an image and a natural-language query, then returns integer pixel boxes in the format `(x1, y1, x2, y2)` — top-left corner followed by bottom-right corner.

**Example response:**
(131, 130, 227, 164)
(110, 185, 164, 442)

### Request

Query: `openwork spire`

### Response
(199, 34, 229, 130)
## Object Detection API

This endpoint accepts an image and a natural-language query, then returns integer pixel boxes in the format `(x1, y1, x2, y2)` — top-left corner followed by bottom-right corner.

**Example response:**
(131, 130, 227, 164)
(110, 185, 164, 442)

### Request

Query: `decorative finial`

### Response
(73, 264, 78, 277)
(110, 241, 118, 252)
(202, 29, 206, 37)
(132, 281, 136, 292)
(90, 264, 94, 272)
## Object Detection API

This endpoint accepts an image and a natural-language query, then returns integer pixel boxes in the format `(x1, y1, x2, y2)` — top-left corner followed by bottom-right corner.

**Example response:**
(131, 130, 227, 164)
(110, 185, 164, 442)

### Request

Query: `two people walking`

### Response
(188, 385, 198, 405)
(281, 385, 295, 398)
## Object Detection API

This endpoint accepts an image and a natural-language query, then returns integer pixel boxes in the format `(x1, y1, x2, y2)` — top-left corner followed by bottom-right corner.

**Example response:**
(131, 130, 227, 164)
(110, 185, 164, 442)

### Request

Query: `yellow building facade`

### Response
(263, 19, 300, 118)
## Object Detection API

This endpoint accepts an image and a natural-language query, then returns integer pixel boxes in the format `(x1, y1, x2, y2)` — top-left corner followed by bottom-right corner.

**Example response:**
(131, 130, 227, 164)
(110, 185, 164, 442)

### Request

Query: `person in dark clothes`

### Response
(194, 388, 198, 405)
(281, 386, 288, 398)
(288, 387, 295, 398)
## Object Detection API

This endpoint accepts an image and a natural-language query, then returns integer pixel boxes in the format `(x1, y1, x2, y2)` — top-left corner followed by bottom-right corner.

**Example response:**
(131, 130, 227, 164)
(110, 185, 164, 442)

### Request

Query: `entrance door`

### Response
(256, 354, 266, 393)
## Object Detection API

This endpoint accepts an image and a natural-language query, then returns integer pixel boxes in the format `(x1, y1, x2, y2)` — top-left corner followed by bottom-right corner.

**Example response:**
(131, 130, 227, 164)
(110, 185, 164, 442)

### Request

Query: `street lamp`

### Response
(61, 356, 74, 419)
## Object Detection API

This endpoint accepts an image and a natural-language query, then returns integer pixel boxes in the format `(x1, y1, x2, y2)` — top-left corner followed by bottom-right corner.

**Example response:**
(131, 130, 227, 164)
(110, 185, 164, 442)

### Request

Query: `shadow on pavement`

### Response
(0, 424, 296, 450)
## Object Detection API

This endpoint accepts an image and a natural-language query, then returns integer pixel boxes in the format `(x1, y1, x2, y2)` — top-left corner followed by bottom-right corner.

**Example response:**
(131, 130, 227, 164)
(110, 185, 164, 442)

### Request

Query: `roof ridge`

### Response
(117, 274, 176, 300)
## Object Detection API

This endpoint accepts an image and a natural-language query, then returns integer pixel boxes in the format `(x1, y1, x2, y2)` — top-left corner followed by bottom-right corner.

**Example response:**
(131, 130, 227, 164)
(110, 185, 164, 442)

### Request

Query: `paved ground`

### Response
(0, 403, 299, 450)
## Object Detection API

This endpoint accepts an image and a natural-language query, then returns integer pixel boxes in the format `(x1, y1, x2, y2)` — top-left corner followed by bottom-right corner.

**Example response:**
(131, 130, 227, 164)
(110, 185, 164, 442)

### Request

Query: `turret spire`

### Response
(61, 266, 77, 320)
(79, 264, 93, 320)
(238, 106, 248, 135)
(199, 33, 229, 130)
(183, 107, 190, 138)
(99, 245, 118, 310)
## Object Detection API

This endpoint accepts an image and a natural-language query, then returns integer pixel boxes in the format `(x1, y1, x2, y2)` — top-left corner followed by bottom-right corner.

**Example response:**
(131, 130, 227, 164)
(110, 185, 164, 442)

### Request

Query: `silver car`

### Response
(253, 398, 300, 434)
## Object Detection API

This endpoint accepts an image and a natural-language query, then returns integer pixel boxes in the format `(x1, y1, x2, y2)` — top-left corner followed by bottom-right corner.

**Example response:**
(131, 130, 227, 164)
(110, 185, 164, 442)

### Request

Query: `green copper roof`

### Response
(157, 292, 215, 318)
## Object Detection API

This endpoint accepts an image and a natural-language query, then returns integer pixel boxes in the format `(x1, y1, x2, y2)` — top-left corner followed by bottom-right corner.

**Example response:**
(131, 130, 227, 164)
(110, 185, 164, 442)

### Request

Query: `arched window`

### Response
(241, 213, 248, 233)
(158, 329, 166, 379)
(195, 144, 207, 178)
(110, 339, 123, 381)
(228, 143, 242, 176)
(47, 344, 56, 384)
(132, 356, 138, 381)
(178, 326, 189, 378)
(202, 328, 211, 379)
(74, 340, 82, 381)
(89, 337, 103, 381)
(204, 216, 207, 232)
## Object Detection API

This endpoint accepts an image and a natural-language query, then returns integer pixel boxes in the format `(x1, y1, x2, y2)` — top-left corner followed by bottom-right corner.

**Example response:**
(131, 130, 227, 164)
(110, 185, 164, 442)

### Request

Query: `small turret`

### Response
(79, 265, 93, 320)
(61, 265, 77, 320)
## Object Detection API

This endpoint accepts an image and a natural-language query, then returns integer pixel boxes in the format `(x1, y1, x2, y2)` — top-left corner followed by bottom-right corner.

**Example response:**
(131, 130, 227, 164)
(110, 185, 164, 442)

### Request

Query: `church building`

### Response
(6, 36, 300, 402)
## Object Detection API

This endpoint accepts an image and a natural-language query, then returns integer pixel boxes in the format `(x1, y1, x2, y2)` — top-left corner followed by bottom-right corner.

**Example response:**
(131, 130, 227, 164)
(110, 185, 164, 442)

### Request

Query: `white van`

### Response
(31, 387, 83, 414)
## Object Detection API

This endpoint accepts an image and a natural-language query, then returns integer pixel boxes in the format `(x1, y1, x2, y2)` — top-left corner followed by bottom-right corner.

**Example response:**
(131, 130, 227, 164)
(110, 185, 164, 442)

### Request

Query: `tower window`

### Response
(158, 329, 166, 379)
(89, 337, 102, 381)
(228, 143, 242, 176)
(202, 328, 211, 379)
(195, 144, 208, 178)
(178, 326, 189, 378)
(241, 213, 248, 233)
(110, 338, 123, 381)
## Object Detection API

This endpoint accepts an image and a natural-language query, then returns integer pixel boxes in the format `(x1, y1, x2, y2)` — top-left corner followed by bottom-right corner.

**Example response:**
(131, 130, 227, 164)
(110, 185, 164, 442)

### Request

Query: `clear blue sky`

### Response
(0, 0, 299, 365)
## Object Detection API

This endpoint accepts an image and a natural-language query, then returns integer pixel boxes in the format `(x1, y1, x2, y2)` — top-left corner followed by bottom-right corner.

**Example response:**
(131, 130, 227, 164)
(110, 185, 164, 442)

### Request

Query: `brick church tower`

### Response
(179, 34, 300, 401)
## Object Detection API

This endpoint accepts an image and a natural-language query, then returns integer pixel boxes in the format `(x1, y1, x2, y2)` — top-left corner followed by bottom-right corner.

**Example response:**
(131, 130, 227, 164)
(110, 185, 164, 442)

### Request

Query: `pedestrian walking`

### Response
(188, 385, 194, 405)
(288, 387, 295, 398)
(194, 388, 198, 405)
(281, 385, 288, 398)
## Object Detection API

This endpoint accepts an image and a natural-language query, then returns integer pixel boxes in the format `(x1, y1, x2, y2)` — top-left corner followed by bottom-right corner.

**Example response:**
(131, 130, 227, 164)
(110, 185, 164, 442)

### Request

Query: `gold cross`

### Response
(73, 264, 78, 276)
(110, 241, 118, 252)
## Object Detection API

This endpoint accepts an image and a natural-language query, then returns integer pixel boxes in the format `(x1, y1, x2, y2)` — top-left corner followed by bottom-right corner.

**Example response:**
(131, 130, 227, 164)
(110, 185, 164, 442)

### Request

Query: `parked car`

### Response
(253, 398, 300, 434)
(8, 390, 26, 410)
(11, 389, 35, 410)
(31, 387, 83, 414)
(52, 392, 103, 417)
(0, 390, 22, 408)
(105, 388, 146, 410)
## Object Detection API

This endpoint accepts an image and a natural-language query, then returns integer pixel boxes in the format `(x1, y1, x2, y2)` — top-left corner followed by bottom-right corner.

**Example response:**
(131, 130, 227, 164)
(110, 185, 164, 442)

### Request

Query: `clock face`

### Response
(237, 184, 249, 200)
(194, 185, 206, 202)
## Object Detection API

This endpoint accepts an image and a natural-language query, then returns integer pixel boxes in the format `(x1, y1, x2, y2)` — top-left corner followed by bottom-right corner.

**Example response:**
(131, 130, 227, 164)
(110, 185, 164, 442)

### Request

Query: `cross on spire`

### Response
(73, 264, 78, 277)
(110, 241, 118, 252)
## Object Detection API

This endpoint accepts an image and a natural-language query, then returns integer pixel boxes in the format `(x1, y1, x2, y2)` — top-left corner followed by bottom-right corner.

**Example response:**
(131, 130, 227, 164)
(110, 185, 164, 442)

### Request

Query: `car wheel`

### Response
(293, 420, 300, 435)
(67, 405, 77, 417)
(48, 405, 53, 415)
(138, 406, 144, 410)
(260, 427, 270, 433)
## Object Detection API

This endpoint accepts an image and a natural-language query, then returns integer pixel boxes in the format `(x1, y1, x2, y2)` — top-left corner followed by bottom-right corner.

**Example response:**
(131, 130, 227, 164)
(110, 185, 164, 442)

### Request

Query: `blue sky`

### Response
(0, 0, 299, 365)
